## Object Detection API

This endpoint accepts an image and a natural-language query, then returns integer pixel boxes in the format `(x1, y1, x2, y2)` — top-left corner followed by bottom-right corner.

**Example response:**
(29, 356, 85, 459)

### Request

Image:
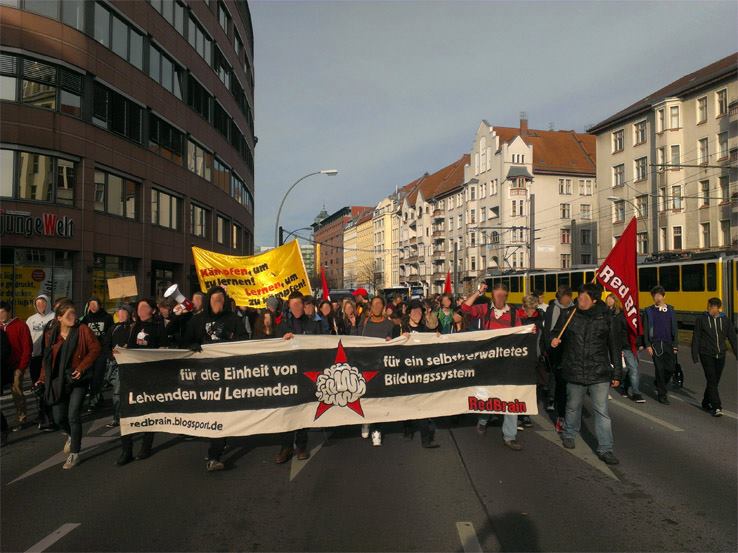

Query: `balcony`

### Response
(509, 188, 527, 197)
(432, 250, 446, 261)
(409, 236, 417, 244)
(432, 227, 445, 238)
(405, 253, 418, 264)
(432, 271, 446, 281)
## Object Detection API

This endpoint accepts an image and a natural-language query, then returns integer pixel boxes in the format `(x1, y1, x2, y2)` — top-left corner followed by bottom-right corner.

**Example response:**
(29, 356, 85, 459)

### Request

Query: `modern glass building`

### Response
(0, 0, 255, 316)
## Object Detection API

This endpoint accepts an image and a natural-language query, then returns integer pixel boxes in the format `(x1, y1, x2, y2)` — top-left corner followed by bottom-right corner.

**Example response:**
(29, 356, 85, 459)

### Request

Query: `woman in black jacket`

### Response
(117, 298, 168, 466)
(105, 304, 134, 429)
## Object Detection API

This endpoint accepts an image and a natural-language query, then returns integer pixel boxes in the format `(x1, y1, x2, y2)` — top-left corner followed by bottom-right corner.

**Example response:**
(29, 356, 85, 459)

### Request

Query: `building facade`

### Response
(312, 205, 371, 289)
(0, 0, 255, 317)
(589, 53, 737, 259)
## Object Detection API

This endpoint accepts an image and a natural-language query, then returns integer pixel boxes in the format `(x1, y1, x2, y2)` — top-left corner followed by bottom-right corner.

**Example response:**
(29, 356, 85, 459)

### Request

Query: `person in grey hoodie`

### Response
(26, 294, 55, 430)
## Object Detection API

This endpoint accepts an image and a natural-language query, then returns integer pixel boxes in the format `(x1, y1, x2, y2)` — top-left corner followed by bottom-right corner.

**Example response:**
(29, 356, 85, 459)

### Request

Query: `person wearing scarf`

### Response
(37, 302, 101, 469)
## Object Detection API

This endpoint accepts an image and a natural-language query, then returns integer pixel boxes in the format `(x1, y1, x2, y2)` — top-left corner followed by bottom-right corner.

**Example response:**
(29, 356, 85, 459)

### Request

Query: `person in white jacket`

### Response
(26, 294, 55, 431)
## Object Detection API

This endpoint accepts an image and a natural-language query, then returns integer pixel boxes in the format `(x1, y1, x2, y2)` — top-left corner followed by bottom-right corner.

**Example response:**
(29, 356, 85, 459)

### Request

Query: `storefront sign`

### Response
(0, 209, 74, 238)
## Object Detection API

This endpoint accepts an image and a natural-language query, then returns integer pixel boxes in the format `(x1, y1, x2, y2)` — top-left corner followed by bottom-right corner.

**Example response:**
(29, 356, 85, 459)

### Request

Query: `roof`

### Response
(403, 154, 470, 207)
(312, 205, 373, 230)
(507, 166, 534, 179)
(491, 127, 596, 176)
(588, 52, 737, 133)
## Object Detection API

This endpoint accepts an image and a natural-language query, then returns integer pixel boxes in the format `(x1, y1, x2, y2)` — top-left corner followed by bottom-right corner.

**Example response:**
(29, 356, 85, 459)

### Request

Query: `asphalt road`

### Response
(1, 351, 736, 553)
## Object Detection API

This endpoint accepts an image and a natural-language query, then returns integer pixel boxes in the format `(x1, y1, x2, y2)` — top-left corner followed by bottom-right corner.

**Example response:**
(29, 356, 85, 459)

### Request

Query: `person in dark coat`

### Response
(550, 283, 622, 465)
(183, 286, 247, 472)
(105, 304, 134, 429)
(691, 297, 737, 417)
(542, 286, 575, 431)
(81, 296, 114, 412)
(274, 291, 324, 464)
(642, 285, 678, 404)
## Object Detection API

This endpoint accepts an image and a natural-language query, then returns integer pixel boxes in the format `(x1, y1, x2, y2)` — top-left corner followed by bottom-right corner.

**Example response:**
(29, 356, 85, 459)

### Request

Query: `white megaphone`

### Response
(164, 283, 193, 312)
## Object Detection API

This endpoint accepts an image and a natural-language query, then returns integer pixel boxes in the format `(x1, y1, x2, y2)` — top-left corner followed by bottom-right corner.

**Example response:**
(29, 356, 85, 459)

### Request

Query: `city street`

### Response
(1, 350, 735, 553)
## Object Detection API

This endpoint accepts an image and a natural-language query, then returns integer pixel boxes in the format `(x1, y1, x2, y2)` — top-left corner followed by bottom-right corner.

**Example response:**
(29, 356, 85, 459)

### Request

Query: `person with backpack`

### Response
(642, 286, 678, 404)
(461, 282, 524, 451)
(691, 297, 737, 417)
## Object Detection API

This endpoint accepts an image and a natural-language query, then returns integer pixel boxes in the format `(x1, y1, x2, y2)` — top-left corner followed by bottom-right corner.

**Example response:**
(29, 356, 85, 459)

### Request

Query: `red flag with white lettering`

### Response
(596, 217, 641, 352)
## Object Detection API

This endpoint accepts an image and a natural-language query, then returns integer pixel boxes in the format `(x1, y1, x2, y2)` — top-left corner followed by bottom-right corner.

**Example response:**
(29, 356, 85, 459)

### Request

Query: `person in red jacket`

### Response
(0, 301, 32, 429)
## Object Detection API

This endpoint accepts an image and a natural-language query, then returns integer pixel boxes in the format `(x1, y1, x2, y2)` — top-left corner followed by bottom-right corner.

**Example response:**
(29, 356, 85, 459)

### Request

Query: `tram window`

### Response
(545, 274, 556, 292)
(558, 273, 570, 287)
(682, 264, 704, 292)
(706, 263, 717, 291)
(659, 266, 679, 291)
(570, 272, 584, 289)
(584, 271, 595, 282)
(503, 277, 511, 291)
(533, 275, 544, 293)
(639, 267, 657, 292)
(510, 276, 520, 293)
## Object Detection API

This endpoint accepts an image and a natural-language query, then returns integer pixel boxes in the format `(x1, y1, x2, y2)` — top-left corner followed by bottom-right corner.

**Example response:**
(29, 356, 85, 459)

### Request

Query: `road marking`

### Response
(609, 396, 684, 431)
(25, 523, 80, 553)
(86, 417, 111, 435)
(669, 394, 738, 420)
(456, 521, 483, 553)
(289, 430, 331, 482)
(533, 416, 619, 481)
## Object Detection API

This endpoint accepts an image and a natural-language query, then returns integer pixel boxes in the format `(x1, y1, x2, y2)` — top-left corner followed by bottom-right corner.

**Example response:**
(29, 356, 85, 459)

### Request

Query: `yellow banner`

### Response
(192, 241, 312, 309)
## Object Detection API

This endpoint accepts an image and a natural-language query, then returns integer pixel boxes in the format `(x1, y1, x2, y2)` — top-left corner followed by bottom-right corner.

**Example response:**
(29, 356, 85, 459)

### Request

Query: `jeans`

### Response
(51, 385, 86, 454)
(109, 361, 120, 423)
(700, 354, 726, 410)
(621, 349, 641, 395)
(478, 414, 518, 441)
(651, 341, 675, 398)
(280, 429, 308, 450)
(563, 381, 613, 454)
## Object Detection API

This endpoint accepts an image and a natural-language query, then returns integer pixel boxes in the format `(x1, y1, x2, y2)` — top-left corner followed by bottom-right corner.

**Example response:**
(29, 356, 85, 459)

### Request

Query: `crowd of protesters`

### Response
(0, 280, 735, 471)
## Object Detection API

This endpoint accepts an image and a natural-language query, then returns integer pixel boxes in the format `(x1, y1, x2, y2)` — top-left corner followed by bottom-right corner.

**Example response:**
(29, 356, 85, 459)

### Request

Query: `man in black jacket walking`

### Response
(184, 286, 248, 471)
(550, 283, 622, 465)
(691, 298, 737, 417)
(81, 296, 114, 411)
(274, 291, 324, 464)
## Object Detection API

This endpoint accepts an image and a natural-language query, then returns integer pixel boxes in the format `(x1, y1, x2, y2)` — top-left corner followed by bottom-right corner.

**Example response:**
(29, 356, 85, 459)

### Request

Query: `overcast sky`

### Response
(249, 0, 737, 247)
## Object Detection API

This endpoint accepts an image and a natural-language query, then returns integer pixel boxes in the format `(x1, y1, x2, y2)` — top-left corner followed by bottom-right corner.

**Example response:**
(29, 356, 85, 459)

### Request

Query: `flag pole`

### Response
(555, 272, 598, 340)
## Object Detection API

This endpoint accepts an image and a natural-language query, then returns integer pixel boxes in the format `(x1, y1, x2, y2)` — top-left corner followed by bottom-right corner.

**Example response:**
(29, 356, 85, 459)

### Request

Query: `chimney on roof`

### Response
(520, 111, 528, 137)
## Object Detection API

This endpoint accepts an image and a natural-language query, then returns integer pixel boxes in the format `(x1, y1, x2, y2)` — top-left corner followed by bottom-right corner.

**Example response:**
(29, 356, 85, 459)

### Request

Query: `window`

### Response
(470, 209, 476, 224)
(92, 83, 142, 143)
(148, 114, 184, 164)
(480, 207, 486, 221)
(561, 254, 571, 269)
(670, 144, 680, 168)
(579, 179, 593, 195)
(152, 0, 185, 33)
(720, 176, 729, 202)
(612, 164, 624, 187)
(701, 180, 710, 206)
(634, 120, 646, 145)
(669, 106, 679, 129)
(672, 226, 682, 250)
(218, 2, 231, 33)
(94, 2, 110, 46)
(637, 232, 648, 254)
(613, 200, 625, 223)
(718, 132, 728, 159)
(232, 223, 241, 251)
(213, 47, 231, 89)
(634, 157, 647, 182)
(216, 215, 228, 245)
(558, 178, 572, 195)
(716, 89, 727, 117)
(698, 138, 709, 164)
(636, 194, 648, 219)
(659, 187, 667, 212)
(94, 3, 143, 69)
(470, 186, 476, 200)
(612, 130, 623, 152)
(656, 108, 665, 132)
(61, 0, 85, 31)
(25, 0, 59, 18)
(671, 185, 682, 210)
(213, 101, 230, 139)
(190, 204, 209, 238)
(697, 96, 707, 124)
(94, 169, 137, 219)
(0, 148, 75, 205)
(234, 31, 242, 56)
(682, 264, 704, 291)
(561, 228, 571, 244)
(91, 254, 137, 311)
(187, 75, 211, 121)
(560, 203, 570, 219)
(213, 157, 230, 192)
(188, 15, 212, 63)
(151, 188, 180, 230)
(580, 254, 592, 265)
(720, 220, 730, 246)
(187, 140, 213, 182)
(580, 204, 591, 220)
(657, 147, 665, 171)
(659, 227, 667, 250)
(581, 229, 592, 245)
(149, 45, 182, 99)
(700, 222, 710, 249)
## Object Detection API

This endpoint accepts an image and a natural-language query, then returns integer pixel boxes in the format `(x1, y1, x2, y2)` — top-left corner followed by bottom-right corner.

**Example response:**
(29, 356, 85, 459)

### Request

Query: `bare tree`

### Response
(356, 257, 380, 294)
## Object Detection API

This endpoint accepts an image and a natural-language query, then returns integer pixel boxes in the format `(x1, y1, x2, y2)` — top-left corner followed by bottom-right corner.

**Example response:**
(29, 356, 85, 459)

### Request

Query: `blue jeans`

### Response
(51, 385, 86, 454)
(563, 381, 613, 454)
(478, 414, 518, 441)
(622, 349, 641, 395)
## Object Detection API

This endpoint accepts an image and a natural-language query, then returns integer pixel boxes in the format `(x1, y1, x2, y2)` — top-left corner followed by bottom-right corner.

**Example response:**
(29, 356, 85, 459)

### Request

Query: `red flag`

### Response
(320, 267, 331, 302)
(596, 217, 641, 352)
(443, 271, 452, 295)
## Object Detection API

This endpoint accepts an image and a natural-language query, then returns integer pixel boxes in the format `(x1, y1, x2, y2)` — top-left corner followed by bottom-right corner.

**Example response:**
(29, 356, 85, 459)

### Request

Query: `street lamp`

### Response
(274, 170, 338, 247)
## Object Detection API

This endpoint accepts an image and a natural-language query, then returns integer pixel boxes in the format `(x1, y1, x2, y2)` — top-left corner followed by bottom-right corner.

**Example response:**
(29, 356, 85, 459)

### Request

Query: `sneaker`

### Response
(206, 459, 225, 472)
(598, 451, 620, 465)
(360, 424, 370, 439)
(371, 430, 382, 447)
(631, 394, 646, 403)
(274, 447, 293, 464)
(476, 422, 487, 436)
(503, 439, 523, 451)
(561, 437, 575, 449)
(516, 420, 524, 431)
(62, 453, 80, 469)
(39, 423, 56, 432)
(63, 435, 72, 455)
(116, 450, 133, 466)
(521, 416, 533, 428)
(545, 400, 555, 412)
(711, 408, 723, 417)
(607, 393, 613, 400)
(554, 417, 565, 434)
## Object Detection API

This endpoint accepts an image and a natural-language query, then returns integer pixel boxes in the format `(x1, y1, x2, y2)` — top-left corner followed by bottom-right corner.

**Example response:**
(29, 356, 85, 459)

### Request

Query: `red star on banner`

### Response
(304, 340, 378, 420)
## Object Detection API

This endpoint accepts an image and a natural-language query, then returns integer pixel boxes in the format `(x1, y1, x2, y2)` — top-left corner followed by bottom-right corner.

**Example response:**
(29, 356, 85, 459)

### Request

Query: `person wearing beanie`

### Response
(26, 294, 55, 431)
